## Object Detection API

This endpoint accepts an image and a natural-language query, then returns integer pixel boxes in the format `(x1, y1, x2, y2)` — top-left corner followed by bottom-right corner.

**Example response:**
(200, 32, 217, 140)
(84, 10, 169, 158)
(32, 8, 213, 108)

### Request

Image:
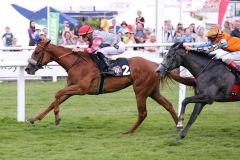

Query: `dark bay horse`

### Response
(25, 40, 194, 134)
(156, 42, 240, 140)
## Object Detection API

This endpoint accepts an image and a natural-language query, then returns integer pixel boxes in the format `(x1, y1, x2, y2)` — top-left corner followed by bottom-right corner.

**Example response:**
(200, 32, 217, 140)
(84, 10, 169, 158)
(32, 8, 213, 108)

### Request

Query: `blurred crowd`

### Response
(163, 19, 240, 44)
(2, 8, 240, 53)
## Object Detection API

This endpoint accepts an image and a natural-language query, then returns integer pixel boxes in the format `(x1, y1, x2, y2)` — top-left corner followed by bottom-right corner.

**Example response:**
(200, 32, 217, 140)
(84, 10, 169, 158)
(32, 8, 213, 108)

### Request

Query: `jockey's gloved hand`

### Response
(72, 47, 83, 52)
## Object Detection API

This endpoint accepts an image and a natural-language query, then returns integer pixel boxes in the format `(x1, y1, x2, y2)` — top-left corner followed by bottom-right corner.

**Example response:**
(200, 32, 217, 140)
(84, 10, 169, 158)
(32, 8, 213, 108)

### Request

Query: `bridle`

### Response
(160, 47, 214, 79)
(27, 43, 49, 69)
(160, 62, 170, 73)
(28, 42, 88, 72)
(57, 51, 88, 72)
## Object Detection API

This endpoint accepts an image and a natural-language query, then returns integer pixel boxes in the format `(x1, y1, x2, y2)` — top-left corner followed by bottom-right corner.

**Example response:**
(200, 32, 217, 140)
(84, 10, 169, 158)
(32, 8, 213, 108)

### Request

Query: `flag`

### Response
(218, 0, 230, 26)
(49, 12, 60, 45)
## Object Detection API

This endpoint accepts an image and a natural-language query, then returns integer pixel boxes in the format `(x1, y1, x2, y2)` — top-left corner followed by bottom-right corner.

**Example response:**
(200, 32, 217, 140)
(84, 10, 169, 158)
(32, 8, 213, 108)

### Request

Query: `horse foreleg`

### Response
(27, 95, 70, 124)
(55, 84, 88, 98)
(53, 84, 89, 124)
(177, 103, 206, 140)
(177, 94, 210, 132)
(123, 96, 147, 134)
(53, 95, 71, 125)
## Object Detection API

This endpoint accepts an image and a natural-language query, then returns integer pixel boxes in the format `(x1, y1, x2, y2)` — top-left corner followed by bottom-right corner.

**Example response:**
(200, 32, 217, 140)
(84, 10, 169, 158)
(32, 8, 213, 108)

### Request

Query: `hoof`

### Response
(26, 118, 34, 124)
(55, 118, 61, 125)
(122, 131, 134, 135)
(176, 126, 183, 132)
(176, 135, 185, 141)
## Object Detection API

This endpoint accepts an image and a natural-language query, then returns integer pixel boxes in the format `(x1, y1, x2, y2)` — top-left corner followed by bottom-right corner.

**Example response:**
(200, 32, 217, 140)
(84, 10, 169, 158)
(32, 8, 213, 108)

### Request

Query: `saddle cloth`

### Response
(97, 58, 130, 94)
(108, 58, 131, 77)
(229, 69, 240, 101)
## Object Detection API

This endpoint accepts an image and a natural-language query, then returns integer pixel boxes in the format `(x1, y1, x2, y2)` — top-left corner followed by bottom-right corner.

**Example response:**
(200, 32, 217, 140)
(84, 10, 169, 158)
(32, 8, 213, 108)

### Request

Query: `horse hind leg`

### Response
(123, 96, 147, 134)
(150, 89, 178, 125)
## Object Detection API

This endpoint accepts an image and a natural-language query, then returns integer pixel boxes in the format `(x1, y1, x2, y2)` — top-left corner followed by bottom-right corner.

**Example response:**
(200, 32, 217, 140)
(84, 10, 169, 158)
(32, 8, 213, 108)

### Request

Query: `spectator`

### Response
(135, 10, 145, 27)
(100, 19, 110, 32)
(1, 26, 14, 47)
(28, 20, 36, 46)
(12, 37, 21, 47)
(195, 26, 207, 42)
(145, 34, 157, 52)
(176, 22, 183, 31)
(110, 19, 120, 34)
(123, 32, 130, 44)
(116, 32, 123, 42)
(189, 23, 197, 42)
(10, 37, 22, 51)
(135, 36, 145, 51)
(71, 35, 78, 45)
(58, 31, 73, 46)
(164, 19, 174, 43)
(60, 21, 70, 39)
(231, 20, 240, 38)
(222, 21, 232, 34)
(144, 27, 152, 40)
(129, 31, 136, 44)
(180, 28, 194, 43)
(39, 31, 48, 41)
(108, 26, 115, 33)
(42, 27, 49, 39)
(173, 28, 184, 43)
(117, 21, 129, 37)
(135, 23, 145, 43)
(34, 29, 41, 45)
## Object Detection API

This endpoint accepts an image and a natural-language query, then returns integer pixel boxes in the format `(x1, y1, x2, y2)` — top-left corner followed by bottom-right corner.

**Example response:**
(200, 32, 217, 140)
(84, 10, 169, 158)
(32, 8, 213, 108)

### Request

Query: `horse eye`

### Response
(167, 55, 171, 59)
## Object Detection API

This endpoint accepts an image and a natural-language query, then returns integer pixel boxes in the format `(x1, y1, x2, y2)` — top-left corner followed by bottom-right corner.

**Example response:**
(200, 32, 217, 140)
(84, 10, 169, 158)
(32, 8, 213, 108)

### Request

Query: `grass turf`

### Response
(0, 80, 239, 160)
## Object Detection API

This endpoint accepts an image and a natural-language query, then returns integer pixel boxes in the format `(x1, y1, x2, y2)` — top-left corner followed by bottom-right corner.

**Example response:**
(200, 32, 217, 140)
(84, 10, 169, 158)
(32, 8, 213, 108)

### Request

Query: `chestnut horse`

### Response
(25, 40, 194, 134)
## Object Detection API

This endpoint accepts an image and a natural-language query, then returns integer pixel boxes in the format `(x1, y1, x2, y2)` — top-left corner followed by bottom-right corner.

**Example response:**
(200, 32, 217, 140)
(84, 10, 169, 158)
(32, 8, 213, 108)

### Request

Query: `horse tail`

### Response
(168, 72, 196, 86)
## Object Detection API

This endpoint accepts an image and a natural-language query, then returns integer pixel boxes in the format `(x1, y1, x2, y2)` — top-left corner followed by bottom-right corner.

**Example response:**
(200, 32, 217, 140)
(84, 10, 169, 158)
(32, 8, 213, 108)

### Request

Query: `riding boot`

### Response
(97, 52, 114, 75)
(228, 61, 240, 73)
(89, 53, 102, 69)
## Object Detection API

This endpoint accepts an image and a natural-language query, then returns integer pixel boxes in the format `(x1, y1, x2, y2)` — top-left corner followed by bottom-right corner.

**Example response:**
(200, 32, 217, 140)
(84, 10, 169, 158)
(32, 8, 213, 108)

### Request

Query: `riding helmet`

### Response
(207, 26, 222, 38)
(78, 25, 94, 36)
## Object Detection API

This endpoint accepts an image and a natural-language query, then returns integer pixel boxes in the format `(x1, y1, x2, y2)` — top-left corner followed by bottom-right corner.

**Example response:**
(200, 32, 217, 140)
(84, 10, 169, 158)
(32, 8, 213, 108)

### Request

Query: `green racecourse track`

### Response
(0, 80, 240, 160)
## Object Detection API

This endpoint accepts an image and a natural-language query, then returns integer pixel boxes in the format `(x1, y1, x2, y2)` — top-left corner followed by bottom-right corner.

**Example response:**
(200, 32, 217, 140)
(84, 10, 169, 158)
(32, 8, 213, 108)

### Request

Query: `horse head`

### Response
(156, 42, 186, 77)
(25, 40, 52, 75)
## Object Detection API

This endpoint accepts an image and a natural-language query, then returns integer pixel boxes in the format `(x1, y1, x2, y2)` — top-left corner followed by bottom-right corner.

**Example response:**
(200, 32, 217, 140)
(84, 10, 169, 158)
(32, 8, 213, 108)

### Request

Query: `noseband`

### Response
(160, 63, 170, 72)
(28, 43, 48, 68)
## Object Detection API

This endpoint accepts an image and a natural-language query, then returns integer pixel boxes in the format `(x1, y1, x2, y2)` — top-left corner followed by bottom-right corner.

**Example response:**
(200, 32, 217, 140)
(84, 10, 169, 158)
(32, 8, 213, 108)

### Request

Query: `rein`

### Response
(195, 57, 214, 79)
(56, 51, 88, 72)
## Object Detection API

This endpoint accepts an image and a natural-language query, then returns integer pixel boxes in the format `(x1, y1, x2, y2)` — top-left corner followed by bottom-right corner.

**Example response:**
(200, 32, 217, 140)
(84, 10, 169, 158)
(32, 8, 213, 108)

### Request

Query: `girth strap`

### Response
(97, 73, 106, 94)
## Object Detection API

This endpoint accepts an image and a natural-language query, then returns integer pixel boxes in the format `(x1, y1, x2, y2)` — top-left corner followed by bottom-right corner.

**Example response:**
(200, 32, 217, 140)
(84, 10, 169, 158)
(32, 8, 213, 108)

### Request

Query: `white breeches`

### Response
(97, 43, 125, 56)
(210, 49, 240, 64)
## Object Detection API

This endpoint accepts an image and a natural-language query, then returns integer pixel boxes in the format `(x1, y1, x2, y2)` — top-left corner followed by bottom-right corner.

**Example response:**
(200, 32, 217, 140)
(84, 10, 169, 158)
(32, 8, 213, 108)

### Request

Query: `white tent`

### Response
(112, 0, 204, 30)
(0, 1, 29, 46)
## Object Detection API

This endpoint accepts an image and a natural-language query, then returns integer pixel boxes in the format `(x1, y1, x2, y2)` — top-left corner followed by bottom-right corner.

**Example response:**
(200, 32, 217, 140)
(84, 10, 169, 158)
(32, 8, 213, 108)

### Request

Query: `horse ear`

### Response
(172, 42, 182, 50)
(178, 41, 184, 49)
(45, 40, 51, 47)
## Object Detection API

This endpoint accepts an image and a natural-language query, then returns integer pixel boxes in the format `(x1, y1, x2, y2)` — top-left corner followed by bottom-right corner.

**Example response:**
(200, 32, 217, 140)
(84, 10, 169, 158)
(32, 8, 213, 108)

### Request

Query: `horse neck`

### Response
(47, 45, 81, 71)
(182, 51, 212, 77)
